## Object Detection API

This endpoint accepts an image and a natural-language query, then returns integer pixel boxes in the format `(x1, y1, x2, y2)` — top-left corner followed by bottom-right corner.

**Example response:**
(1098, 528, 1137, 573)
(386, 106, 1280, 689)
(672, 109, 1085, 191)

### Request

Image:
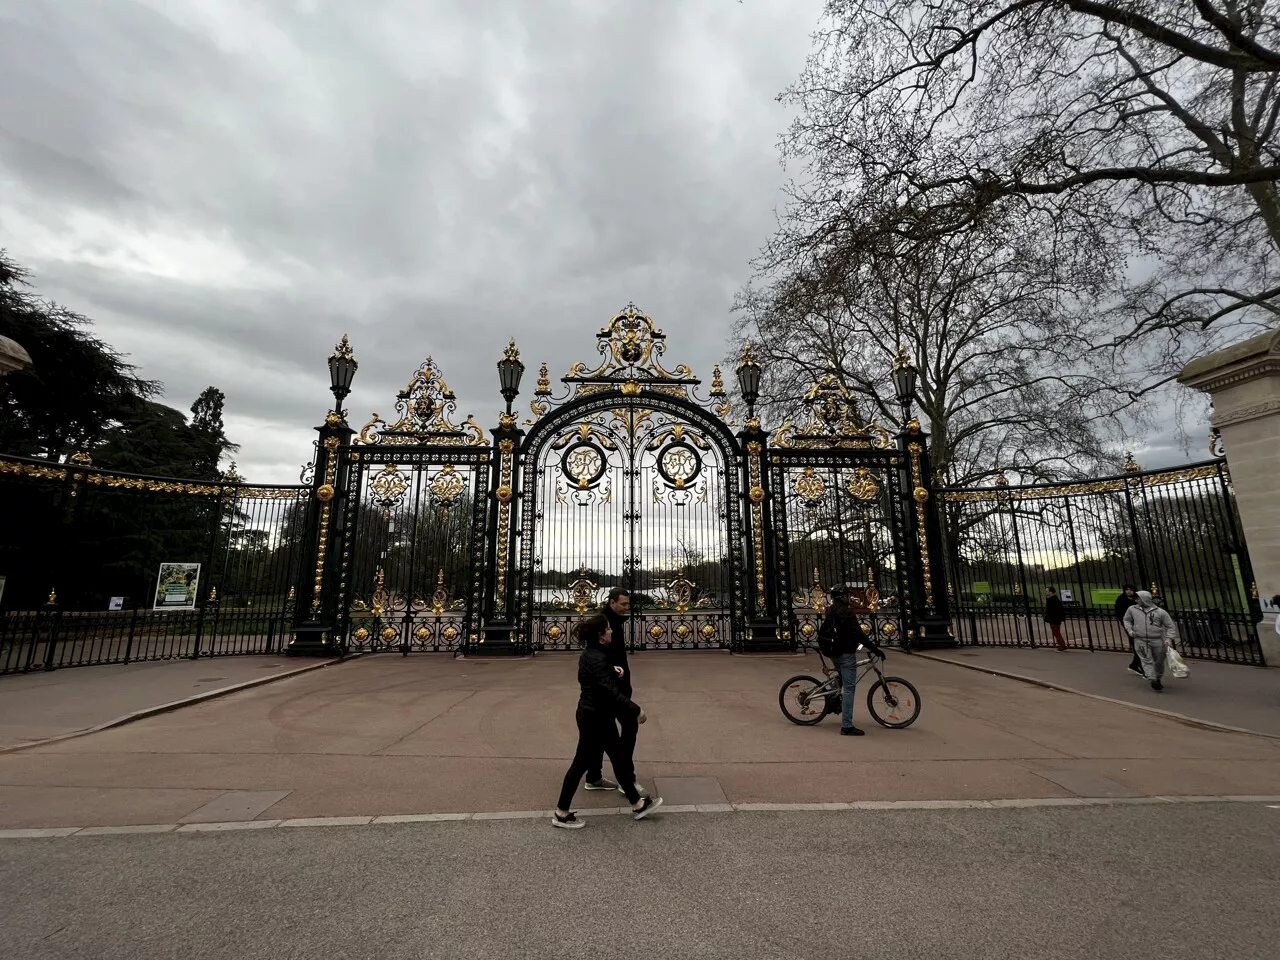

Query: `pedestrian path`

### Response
(2, 652, 1278, 830)
(924, 646, 1280, 736)
(0, 656, 336, 750)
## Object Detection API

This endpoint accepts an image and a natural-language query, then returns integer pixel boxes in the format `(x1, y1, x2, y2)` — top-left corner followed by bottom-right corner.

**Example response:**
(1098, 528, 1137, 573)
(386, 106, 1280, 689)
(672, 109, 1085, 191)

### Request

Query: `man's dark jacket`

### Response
(601, 602, 632, 697)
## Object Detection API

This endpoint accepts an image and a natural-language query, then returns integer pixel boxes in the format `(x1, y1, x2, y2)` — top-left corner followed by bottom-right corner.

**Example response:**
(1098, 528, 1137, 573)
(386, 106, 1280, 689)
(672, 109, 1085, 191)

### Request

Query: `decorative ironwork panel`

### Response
(336, 447, 489, 654)
(767, 450, 912, 651)
(518, 395, 742, 651)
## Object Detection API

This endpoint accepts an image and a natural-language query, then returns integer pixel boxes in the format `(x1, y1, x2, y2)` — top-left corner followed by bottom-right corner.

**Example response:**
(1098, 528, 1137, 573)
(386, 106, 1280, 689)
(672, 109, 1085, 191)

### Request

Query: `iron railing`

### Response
(939, 460, 1265, 665)
(0, 453, 308, 675)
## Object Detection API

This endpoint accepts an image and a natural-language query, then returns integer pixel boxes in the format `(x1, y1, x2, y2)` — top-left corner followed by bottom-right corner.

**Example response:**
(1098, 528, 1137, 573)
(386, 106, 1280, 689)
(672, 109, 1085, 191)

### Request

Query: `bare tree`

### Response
(776, 0, 1280, 380)
(734, 203, 1132, 487)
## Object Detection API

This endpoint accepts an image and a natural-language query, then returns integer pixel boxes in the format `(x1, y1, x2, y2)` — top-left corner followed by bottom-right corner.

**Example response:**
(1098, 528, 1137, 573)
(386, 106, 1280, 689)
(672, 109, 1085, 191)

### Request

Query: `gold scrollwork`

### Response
(794, 467, 826, 503)
(355, 356, 487, 446)
(847, 467, 881, 501)
(907, 442, 932, 608)
(939, 464, 1223, 502)
(429, 465, 466, 507)
(316, 484, 335, 502)
(565, 303, 695, 385)
(494, 441, 516, 607)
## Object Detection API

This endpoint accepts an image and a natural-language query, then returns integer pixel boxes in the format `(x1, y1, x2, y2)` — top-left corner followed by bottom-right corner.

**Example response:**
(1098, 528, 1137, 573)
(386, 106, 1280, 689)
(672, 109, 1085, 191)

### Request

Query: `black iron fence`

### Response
(940, 460, 1265, 665)
(0, 453, 309, 675)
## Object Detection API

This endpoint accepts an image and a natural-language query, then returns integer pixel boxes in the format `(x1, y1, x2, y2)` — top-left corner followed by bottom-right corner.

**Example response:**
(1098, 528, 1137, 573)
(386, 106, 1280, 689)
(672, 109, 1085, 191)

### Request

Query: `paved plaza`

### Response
(2, 650, 1279, 829)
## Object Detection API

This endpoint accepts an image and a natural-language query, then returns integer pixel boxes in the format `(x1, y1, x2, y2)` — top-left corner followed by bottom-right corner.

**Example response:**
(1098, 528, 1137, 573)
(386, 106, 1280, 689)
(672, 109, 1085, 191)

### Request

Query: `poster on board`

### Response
(153, 563, 200, 611)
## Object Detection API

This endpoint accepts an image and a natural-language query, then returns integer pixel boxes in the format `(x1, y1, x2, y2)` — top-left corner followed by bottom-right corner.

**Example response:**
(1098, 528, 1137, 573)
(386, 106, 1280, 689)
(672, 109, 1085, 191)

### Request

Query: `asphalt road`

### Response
(3, 804, 1278, 960)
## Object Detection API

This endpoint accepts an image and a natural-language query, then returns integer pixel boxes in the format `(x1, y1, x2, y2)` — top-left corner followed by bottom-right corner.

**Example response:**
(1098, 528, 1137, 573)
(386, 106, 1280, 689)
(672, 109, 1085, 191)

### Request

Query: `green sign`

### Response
(1091, 587, 1123, 608)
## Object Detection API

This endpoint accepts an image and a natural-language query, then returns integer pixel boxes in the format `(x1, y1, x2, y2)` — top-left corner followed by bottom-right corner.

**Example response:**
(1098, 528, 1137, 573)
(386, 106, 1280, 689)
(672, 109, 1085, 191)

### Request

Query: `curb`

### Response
(0, 655, 359, 755)
(916, 653, 1280, 742)
(3, 794, 1280, 840)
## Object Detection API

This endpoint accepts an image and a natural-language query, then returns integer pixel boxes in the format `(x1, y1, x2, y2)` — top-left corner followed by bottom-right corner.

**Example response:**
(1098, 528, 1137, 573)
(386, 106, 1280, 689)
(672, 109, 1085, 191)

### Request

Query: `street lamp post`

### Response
(735, 342, 762, 419)
(892, 344, 917, 425)
(478, 340, 527, 654)
(289, 335, 359, 657)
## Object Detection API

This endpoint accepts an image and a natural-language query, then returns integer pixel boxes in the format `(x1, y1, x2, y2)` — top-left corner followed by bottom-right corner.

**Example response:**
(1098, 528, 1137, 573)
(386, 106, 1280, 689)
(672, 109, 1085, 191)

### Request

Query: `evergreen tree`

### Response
(0, 251, 159, 459)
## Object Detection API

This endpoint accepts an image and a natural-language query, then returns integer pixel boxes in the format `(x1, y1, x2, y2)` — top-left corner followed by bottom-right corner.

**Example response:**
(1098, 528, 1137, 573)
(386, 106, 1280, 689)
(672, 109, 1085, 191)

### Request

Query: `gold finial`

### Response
(331, 334, 355, 361)
(1122, 451, 1140, 473)
(47, 587, 57, 605)
(536, 362, 551, 395)
(208, 587, 218, 602)
(995, 470, 1009, 487)
(68, 448, 93, 467)
(1150, 581, 1160, 597)
(1250, 580, 1259, 599)
(503, 338, 520, 362)
(221, 461, 243, 483)
(710, 365, 726, 396)
(737, 341, 760, 369)
(892, 343, 911, 371)
(287, 586, 295, 601)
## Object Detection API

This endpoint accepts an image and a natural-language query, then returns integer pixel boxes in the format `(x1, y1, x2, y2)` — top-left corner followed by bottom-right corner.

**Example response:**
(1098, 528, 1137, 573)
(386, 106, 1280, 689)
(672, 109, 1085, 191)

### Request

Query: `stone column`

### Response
(1178, 329, 1280, 665)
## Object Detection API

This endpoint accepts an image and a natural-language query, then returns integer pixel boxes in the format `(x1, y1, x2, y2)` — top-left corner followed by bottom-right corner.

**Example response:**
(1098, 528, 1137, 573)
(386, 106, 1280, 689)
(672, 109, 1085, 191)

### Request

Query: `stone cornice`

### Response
(1213, 396, 1280, 429)
(1179, 329, 1280, 394)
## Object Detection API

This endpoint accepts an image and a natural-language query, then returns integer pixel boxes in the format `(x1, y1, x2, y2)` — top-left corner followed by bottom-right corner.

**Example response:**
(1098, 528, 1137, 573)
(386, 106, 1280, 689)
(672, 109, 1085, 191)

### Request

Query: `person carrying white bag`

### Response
(1123, 591, 1179, 692)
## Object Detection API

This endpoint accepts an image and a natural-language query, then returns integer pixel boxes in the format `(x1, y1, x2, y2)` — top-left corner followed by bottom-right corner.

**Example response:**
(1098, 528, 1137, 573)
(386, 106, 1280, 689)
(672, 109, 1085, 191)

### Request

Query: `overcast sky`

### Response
(0, 0, 833, 483)
(0, 0, 1211, 485)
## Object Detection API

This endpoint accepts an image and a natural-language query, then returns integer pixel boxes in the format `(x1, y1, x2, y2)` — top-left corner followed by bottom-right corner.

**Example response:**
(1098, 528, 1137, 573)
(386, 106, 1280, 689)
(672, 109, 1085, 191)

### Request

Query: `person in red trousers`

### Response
(1044, 586, 1068, 650)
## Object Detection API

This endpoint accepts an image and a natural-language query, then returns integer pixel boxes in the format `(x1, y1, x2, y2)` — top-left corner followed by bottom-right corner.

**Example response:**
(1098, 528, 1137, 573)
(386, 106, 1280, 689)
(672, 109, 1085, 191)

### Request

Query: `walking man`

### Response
(1123, 590, 1177, 692)
(584, 587, 646, 794)
(1114, 584, 1141, 675)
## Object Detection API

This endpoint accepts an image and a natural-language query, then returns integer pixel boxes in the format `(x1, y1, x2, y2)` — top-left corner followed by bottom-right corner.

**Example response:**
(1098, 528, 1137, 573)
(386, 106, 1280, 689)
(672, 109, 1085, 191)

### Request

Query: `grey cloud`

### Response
(0, 0, 831, 481)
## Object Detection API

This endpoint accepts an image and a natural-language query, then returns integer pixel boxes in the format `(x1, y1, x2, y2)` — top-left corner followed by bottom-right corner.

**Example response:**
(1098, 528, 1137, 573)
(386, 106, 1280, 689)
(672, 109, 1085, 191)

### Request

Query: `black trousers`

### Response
(558, 712, 640, 811)
(586, 711, 638, 784)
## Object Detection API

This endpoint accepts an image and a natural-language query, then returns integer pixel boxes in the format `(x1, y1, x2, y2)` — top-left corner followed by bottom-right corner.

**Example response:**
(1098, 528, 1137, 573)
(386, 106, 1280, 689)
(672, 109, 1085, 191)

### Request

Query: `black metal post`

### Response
(288, 411, 354, 656)
(737, 419, 787, 651)
(476, 414, 524, 655)
(896, 420, 955, 648)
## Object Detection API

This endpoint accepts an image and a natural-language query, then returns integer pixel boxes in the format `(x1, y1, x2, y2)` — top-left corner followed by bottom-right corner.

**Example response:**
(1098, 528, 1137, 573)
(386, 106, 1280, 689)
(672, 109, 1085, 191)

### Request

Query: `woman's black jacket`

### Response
(577, 645, 640, 721)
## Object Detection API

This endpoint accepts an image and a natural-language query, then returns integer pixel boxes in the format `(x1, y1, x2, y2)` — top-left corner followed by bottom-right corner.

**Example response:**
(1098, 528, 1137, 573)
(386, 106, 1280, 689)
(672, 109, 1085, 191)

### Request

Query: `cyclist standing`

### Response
(819, 584, 886, 736)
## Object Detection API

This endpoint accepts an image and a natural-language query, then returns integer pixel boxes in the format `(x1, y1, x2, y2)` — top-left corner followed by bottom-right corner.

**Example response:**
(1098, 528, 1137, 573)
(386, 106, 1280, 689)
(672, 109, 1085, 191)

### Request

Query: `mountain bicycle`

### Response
(778, 640, 922, 729)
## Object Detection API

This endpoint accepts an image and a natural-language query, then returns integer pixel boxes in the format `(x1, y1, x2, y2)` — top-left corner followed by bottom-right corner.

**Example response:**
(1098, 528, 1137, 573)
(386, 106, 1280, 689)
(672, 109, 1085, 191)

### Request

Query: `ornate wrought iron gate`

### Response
(762, 376, 915, 652)
(331, 358, 490, 654)
(294, 305, 953, 659)
(507, 308, 745, 651)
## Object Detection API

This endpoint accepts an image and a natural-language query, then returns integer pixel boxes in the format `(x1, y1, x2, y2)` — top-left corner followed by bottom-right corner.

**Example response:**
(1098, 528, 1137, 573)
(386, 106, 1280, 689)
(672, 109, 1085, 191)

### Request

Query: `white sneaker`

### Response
(632, 796, 663, 821)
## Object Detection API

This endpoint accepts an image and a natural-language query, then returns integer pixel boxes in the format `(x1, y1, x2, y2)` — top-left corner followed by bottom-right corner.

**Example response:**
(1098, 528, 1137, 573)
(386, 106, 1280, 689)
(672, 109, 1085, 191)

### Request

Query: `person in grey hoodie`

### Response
(1122, 591, 1177, 692)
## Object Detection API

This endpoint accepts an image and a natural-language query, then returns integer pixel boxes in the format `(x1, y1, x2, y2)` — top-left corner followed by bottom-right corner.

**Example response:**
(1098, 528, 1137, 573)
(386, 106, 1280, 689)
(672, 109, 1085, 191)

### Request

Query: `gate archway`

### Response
(508, 306, 746, 651)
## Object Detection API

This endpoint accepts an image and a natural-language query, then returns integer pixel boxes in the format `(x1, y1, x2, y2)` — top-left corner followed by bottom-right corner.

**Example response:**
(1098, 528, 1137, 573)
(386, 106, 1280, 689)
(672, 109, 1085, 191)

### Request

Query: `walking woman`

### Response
(552, 612, 663, 829)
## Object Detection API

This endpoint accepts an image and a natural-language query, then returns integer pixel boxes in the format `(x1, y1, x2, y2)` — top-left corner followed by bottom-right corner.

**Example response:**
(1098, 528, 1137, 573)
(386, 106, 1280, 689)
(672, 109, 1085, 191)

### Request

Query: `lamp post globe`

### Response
(498, 339, 524, 414)
(328, 334, 358, 413)
(891, 344, 917, 422)
(735, 342, 762, 418)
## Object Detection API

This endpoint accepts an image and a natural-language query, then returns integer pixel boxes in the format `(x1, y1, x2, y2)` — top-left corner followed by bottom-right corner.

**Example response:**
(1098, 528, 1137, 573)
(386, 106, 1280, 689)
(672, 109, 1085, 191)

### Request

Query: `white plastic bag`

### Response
(1166, 641, 1190, 679)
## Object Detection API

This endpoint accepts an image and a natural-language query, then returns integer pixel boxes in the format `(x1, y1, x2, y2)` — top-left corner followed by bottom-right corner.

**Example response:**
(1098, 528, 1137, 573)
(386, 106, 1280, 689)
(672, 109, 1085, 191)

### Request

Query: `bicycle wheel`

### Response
(866, 676, 921, 729)
(779, 675, 831, 725)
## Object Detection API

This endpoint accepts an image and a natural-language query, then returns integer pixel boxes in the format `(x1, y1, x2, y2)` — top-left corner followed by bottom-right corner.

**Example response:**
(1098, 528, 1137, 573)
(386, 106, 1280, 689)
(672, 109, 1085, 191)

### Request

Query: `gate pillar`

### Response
(739, 418, 789, 651)
(476, 411, 525, 655)
(289, 407, 355, 657)
(897, 419, 955, 648)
